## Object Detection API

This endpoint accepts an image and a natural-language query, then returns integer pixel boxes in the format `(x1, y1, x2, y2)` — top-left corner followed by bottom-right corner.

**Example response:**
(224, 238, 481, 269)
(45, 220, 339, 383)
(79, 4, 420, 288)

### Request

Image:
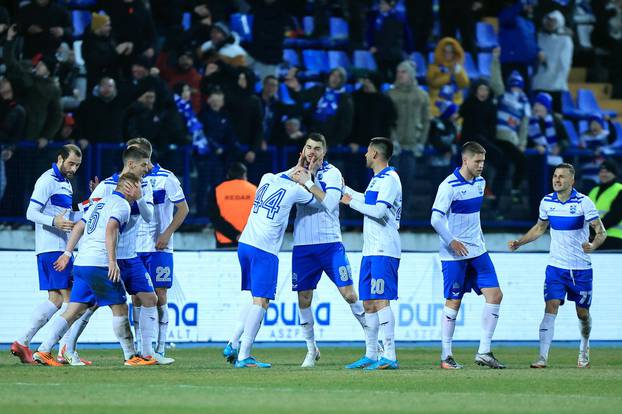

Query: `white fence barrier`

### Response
(1, 251, 620, 343)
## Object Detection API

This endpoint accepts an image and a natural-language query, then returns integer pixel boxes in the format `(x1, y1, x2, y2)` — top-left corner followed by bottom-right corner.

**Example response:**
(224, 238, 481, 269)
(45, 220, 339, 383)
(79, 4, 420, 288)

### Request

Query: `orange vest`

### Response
(215, 179, 257, 244)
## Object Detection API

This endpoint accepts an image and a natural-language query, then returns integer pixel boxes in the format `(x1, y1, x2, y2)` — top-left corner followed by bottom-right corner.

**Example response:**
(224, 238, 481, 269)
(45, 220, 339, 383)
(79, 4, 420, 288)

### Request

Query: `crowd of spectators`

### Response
(0, 0, 621, 226)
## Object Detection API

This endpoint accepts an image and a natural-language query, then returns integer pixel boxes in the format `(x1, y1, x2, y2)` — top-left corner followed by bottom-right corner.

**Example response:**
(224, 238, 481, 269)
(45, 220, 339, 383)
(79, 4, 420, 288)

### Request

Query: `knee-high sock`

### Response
(19, 300, 61, 346)
(140, 306, 157, 357)
(579, 314, 591, 353)
(350, 301, 366, 330)
(133, 306, 142, 354)
(441, 306, 458, 360)
(229, 303, 251, 349)
(364, 312, 379, 360)
(37, 316, 70, 353)
(299, 306, 315, 352)
(237, 304, 266, 361)
(60, 306, 95, 355)
(478, 303, 500, 354)
(378, 306, 396, 361)
(156, 304, 169, 354)
(113, 315, 136, 360)
(539, 313, 556, 359)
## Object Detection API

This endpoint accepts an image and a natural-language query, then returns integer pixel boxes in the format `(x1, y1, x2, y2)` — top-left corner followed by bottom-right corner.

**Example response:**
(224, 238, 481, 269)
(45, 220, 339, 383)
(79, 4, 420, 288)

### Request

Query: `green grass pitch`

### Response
(1, 346, 621, 414)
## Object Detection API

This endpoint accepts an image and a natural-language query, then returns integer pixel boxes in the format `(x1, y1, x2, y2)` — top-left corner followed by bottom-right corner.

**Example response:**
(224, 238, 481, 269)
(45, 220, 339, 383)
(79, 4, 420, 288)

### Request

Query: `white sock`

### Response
(378, 306, 396, 361)
(37, 316, 69, 353)
(579, 315, 591, 353)
(364, 312, 379, 360)
(140, 306, 157, 357)
(539, 313, 556, 359)
(230, 303, 251, 349)
(237, 304, 266, 361)
(441, 306, 458, 360)
(113, 315, 136, 360)
(478, 303, 500, 354)
(299, 306, 315, 352)
(62, 307, 95, 355)
(133, 306, 142, 355)
(156, 304, 169, 354)
(350, 301, 366, 330)
(19, 300, 60, 346)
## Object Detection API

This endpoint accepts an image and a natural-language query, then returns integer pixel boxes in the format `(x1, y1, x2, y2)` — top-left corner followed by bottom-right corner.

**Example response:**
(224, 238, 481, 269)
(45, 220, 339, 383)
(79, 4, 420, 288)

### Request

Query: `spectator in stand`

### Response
(173, 82, 205, 150)
(208, 162, 257, 248)
(276, 116, 305, 146)
(0, 77, 25, 204)
(81, 12, 131, 94)
(75, 77, 126, 146)
(285, 67, 353, 147)
(405, 0, 433, 52)
(156, 49, 202, 113)
(0, 6, 10, 67)
(579, 114, 617, 186)
(427, 37, 470, 117)
(195, 86, 237, 215)
(588, 160, 622, 250)
(498, 0, 538, 91)
(187, 0, 235, 26)
(226, 68, 264, 164)
(55, 44, 85, 111)
(247, 0, 289, 82)
(592, 0, 622, 98)
(428, 99, 459, 167)
(490, 49, 530, 201)
(198, 22, 248, 69)
(149, 0, 184, 43)
(16, 0, 71, 58)
(258, 75, 294, 145)
(368, 0, 407, 83)
(117, 56, 172, 111)
(439, 0, 483, 54)
(56, 113, 78, 142)
(350, 71, 397, 151)
(531, 10, 574, 113)
(527, 92, 566, 167)
(182, 1, 215, 49)
(98, 0, 157, 65)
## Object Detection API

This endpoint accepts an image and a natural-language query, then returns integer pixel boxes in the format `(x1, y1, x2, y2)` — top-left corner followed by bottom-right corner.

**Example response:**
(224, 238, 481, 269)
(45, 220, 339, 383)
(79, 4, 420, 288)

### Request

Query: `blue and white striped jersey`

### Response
(432, 168, 486, 261)
(539, 189, 599, 270)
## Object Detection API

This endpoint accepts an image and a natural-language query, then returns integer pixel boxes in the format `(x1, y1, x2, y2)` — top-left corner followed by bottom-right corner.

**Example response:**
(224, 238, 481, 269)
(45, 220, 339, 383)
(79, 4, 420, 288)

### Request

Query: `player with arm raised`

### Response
(233, 168, 316, 368)
(130, 138, 189, 365)
(508, 163, 606, 368)
(430, 141, 505, 370)
(10, 145, 81, 364)
(340, 137, 402, 370)
(33, 173, 156, 366)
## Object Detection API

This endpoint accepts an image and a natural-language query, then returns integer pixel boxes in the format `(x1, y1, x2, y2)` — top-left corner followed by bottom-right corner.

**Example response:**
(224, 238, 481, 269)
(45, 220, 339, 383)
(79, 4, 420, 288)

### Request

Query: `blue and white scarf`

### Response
(313, 87, 345, 122)
(174, 94, 209, 155)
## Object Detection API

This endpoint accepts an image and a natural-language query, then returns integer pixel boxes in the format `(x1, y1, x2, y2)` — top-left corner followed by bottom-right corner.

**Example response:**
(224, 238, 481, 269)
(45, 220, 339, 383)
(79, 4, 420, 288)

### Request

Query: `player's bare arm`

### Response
(583, 218, 607, 252)
(508, 219, 549, 251)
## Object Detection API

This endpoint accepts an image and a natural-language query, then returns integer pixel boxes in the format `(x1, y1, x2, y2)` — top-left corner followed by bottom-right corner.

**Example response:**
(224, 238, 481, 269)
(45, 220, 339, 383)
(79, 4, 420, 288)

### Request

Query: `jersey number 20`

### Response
(253, 184, 286, 219)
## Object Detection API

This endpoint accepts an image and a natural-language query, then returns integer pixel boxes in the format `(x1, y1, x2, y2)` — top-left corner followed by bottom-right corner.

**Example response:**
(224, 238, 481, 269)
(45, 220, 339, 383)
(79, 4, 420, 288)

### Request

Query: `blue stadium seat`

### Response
(428, 51, 435, 64)
(329, 17, 349, 40)
(283, 49, 300, 67)
(304, 81, 322, 89)
(476, 22, 498, 50)
(477, 53, 492, 78)
(381, 83, 393, 93)
(278, 83, 296, 105)
(303, 16, 314, 36)
(410, 52, 427, 79)
(302, 50, 329, 75)
(577, 89, 618, 118)
(328, 50, 351, 70)
(353, 50, 377, 71)
(72, 10, 92, 38)
(464, 53, 479, 79)
(230, 13, 254, 42)
(563, 120, 581, 147)
(561, 90, 587, 119)
(182, 12, 192, 31)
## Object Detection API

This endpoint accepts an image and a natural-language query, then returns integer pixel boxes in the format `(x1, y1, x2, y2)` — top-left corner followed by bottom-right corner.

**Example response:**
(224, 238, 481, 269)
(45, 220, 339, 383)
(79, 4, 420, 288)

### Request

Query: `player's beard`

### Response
(60, 160, 75, 179)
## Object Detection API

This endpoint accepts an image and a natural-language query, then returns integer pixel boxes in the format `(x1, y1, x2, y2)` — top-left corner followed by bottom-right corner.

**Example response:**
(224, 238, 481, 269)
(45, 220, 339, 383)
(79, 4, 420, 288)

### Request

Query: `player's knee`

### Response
(298, 291, 313, 308)
(111, 303, 129, 316)
(545, 300, 560, 314)
(576, 308, 590, 321)
(492, 290, 503, 304)
(139, 292, 158, 307)
(363, 301, 376, 313)
(342, 291, 358, 304)
(156, 288, 167, 305)
(47, 292, 63, 308)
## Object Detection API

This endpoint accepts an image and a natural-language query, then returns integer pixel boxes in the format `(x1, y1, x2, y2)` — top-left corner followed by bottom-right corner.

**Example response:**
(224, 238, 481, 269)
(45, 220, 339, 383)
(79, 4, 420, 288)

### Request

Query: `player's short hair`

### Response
(370, 137, 393, 160)
(461, 141, 486, 156)
(117, 172, 141, 187)
(58, 144, 82, 160)
(555, 162, 575, 177)
(263, 75, 278, 84)
(306, 132, 327, 148)
(126, 137, 152, 155)
(122, 146, 149, 164)
(227, 162, 247, 180)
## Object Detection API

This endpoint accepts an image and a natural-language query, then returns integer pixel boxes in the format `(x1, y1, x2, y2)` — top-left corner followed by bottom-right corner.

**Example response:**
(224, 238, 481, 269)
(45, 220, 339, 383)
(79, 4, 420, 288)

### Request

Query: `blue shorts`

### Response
(138, 252, 174, 289)
(441, 252, 499, 300)
(359, 256, 399, 301)
(238, 242, 279, 300)
(545, 265, 593, 309)
(70, 266, 127, 306)
(37, 252, 73, 291)
(292, 242, 352, 291)
(118, 257, 154, 295)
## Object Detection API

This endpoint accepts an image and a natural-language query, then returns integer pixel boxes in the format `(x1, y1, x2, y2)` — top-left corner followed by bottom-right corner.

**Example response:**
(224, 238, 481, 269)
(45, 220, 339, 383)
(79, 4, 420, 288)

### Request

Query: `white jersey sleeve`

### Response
(165, 174, 186, 204)
(582, 196, 600, 222)
(432, 181, 453, 215)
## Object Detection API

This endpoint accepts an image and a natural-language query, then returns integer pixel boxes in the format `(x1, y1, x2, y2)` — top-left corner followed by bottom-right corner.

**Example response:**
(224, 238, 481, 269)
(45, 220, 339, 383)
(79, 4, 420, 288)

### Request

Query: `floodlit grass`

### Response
(1, 346, 621, 414)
